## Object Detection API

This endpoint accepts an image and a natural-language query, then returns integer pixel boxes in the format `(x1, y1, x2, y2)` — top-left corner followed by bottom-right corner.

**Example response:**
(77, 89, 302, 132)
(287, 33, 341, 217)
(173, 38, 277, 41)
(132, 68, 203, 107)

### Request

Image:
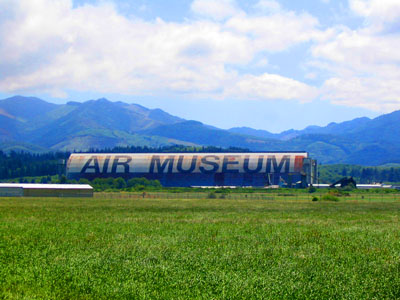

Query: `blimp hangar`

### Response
(67, 152, 317, 188)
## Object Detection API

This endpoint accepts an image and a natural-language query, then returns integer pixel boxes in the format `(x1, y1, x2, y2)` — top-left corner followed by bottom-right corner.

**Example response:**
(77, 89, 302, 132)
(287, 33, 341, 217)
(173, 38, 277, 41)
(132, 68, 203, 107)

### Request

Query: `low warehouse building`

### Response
(0, 183, 93, 197)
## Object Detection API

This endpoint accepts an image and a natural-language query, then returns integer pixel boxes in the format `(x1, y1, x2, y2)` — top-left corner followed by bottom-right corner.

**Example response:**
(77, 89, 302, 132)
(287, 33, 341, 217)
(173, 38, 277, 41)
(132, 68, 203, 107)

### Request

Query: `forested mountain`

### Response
(0, 96, 284, 152)
(0, 96, 189, 151)
(1, 95, 400, 165)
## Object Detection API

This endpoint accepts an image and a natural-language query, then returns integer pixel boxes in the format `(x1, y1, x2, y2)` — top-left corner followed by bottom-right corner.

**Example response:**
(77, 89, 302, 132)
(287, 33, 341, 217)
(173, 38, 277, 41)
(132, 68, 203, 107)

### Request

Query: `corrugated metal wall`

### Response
(0, 187, 24, 197)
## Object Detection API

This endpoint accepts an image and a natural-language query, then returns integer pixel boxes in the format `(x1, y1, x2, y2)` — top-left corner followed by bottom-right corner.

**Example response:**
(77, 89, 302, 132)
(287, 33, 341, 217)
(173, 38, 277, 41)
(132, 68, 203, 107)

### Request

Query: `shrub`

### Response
(59, 175, 67, 184)
(208, 192, 217, 199)
(321, 194, 339, 202)
(312, 196, 319, 201)
(127, 178, 162, 189)
(308, 186, 317, 193)
(78, 178, 90, 185)
(151, 180, 162, 188)
(113, 177, 127, 189)
(328, 189, 341, 197)
(135, 185, 145, 191)
(342, 183, 356, 191)
(127, 178, 148, 188)
(215, 189, 231, 194)
(329, 189, 350, 197)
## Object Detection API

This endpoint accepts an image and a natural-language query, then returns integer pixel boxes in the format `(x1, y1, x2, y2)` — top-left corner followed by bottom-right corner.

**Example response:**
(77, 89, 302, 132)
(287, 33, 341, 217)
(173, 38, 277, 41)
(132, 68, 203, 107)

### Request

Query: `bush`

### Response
(134, 185, 145, 191)
(78, 178, 90, 185)
(308, 186, 317, 193)
(127, 178, 149, 188)
(342, 183, 356, 191)
(329, 189, 350, 197)
(339, 191, 351, 197)
(208, 192, 217, 199)
(113, 177, 126, 189)
(328, 189, 341, 196)
(127, 178, 162, 189)
(59, 175, 67, 184)
(312, 196, 319, 201)
(321, 194, 339, 202)
(215, 189, 231, 194)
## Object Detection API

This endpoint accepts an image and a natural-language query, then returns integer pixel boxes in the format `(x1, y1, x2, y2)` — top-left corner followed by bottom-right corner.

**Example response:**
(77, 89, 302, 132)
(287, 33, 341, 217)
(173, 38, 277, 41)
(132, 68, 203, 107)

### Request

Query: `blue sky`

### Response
(0, 0, 399, 132)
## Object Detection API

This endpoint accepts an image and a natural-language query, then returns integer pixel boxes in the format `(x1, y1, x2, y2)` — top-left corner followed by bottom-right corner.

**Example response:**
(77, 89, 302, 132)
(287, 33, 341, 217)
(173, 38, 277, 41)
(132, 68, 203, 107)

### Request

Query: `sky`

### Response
(0, 0, 399, 132)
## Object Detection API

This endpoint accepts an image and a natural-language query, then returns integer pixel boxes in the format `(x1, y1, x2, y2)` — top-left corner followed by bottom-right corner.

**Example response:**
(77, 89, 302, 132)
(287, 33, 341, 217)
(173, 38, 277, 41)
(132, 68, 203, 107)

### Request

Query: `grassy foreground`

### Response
(0, 196, 399, 299)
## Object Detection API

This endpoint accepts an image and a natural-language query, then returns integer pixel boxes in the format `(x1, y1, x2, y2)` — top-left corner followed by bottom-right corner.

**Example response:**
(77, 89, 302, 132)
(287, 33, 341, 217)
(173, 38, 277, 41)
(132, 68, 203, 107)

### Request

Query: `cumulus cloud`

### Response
(254, 0, 282, 13)
(190, 0, 240, 20)
(350, 0, 400, 23)
(306, 0, 400, 112)
(312, 28, 400, 69)
(3, 0, 400, 111)
(323, 76, 400, 111)
(0, 0, 320, 102)
(228, 73, 318, 102)
(226, 12, 326, 52)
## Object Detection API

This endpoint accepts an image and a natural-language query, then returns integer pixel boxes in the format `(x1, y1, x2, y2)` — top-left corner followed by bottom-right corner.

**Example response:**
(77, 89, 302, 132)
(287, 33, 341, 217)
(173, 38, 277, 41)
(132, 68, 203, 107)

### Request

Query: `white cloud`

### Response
(254, 0, 282, 13)
(226, 12, 329, 52)
(323, 77, 400, 111)
(190, 0, 240, 20)
(350, 0, 400, 23)
(312, 28, 400, 69)
(304, 1, 400, 112)
(4, 0, 400, 112)
(0, 0, 321, 102)
(312, 26, 400, 110)
(228, 73, 318, 102)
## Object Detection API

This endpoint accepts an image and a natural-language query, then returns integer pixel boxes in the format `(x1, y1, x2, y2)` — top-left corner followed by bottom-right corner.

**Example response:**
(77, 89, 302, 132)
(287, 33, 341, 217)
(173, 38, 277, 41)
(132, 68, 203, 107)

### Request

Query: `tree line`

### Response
(83, 145, 249, 153)
(0, 151, 69, 180)
(319, 164, 400, 184)
(77, 177, 161, 192)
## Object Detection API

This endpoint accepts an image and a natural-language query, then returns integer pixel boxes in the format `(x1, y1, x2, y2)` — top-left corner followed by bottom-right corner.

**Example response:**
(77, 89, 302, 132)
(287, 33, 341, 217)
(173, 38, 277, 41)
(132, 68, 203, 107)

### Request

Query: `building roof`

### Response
(70, 152, 309, 156)
(0, 183, 93, 190)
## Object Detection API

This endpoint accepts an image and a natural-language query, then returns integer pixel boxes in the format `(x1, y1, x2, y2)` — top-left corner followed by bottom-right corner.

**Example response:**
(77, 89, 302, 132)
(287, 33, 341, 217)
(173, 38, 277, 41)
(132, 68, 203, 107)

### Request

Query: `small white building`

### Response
(0, 183, 93, 197)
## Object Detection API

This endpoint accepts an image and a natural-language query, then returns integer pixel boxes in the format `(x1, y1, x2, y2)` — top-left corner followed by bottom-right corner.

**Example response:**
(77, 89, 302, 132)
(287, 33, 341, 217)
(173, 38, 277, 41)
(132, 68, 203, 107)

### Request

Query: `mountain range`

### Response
(1, 95, 399, 165)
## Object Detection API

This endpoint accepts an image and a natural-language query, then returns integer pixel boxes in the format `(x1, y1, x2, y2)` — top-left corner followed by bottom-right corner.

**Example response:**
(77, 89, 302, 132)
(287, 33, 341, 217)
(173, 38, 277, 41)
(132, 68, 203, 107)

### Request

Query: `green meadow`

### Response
(0, 194, 399, 299)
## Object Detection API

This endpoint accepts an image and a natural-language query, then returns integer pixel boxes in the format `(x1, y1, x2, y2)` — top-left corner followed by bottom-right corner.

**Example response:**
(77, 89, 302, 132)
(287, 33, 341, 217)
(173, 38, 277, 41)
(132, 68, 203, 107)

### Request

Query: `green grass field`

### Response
(0, 195, 399, 299)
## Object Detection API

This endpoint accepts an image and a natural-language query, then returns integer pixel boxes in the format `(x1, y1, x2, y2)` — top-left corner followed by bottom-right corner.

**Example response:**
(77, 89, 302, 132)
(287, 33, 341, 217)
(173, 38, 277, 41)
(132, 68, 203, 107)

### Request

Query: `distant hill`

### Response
(0, 96, 189, 151)
(141, 121, 284, 150)
(228, 127, 278, 140)
(0, 96, 58, 122)
(229, 117, 372, 141)
(0, 95, 399, 165)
